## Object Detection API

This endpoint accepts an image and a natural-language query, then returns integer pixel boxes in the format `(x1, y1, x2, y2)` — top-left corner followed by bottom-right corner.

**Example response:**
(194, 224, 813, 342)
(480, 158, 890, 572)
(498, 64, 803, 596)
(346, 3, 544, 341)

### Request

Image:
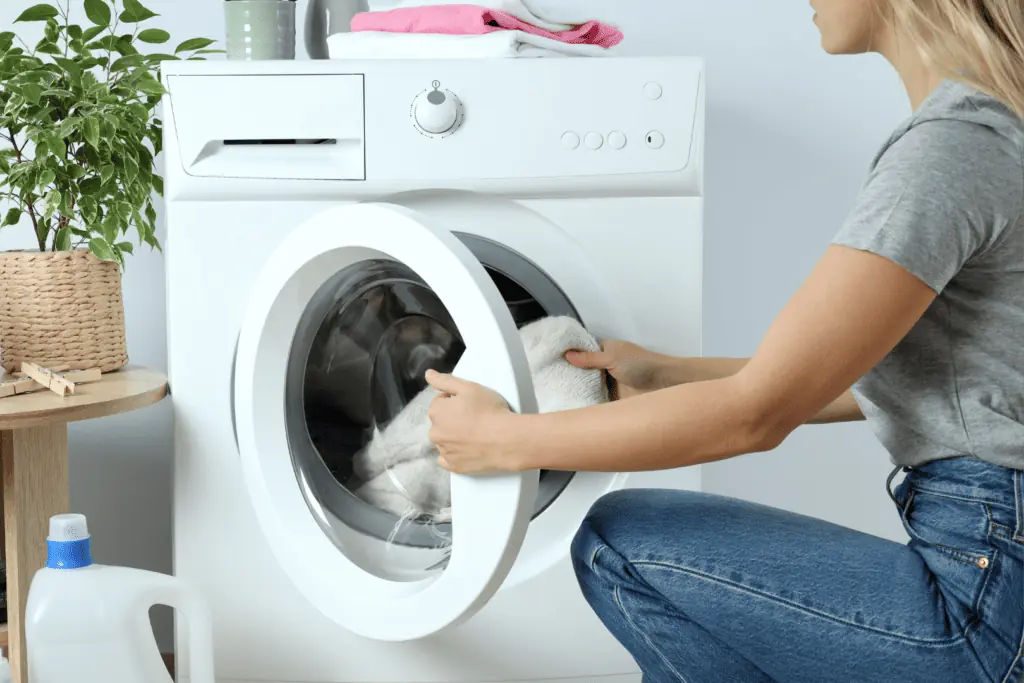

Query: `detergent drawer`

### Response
(165, 74, 365, 181)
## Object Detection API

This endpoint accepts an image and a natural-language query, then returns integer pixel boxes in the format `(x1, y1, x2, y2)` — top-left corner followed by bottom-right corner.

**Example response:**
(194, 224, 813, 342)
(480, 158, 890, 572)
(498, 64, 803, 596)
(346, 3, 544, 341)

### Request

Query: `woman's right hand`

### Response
(565, 340, 669, 400)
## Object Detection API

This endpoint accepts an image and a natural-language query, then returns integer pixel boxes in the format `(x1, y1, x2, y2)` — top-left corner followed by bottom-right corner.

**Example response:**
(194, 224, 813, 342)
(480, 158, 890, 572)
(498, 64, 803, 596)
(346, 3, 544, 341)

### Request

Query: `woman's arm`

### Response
(656, 357, 864, 424)
(484, 245, 934, 473)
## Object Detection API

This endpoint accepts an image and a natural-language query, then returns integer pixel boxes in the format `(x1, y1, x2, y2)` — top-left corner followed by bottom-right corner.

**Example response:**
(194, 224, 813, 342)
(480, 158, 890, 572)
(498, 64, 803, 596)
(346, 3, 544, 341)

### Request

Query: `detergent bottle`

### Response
(24, 514, 215, 683)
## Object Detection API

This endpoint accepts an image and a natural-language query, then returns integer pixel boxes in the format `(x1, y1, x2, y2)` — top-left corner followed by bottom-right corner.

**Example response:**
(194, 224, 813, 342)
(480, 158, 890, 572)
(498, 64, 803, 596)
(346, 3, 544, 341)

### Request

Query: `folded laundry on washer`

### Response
(351, 5, 624, 49)
(327, 28, 610, 58)
(351, 315, 608, 524)
(369, 0, 605, 33)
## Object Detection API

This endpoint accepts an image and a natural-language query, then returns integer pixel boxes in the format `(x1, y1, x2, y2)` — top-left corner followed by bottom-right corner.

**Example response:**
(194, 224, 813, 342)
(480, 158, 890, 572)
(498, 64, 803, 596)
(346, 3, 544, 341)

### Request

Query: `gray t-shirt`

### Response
(832, 79, 1024, 470)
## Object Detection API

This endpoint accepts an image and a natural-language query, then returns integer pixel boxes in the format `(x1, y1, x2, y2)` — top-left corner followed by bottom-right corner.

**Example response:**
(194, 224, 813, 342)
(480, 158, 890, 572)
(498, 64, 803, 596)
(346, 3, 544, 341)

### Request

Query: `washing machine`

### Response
(162, 57, 704, 683)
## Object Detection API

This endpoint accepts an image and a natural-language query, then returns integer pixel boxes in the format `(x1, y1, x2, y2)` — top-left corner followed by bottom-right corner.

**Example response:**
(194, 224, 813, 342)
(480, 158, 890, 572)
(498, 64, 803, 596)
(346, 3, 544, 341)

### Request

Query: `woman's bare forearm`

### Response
(653, 357, 864, 424)
(653, 357, 749, 386)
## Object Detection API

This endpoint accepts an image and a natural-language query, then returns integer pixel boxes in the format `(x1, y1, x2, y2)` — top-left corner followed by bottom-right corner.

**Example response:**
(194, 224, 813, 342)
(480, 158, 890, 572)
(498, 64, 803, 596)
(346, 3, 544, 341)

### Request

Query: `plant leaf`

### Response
(79, 196, 98, 223)
(58, 116, 80, 139)
(44, 17, 60, 42)
(88, 236, 117, 262)
(102, 215, 119, 243)
(137, 29, 170, 44)
(137, 76, 164, 96)
(82, 25, 106, 42)
(109, 54, 146, 71)
(35, 39, 62, 55)
(120, 0, 158, 23)
(2, 208, 21, 227)
(52, 56, 82, 80)
(174, 37, 216, 54)
(87, 35, 119, 51)
(100, 165, 115, 185)
(37, 169, 56, 187)
(127, 102, 149, 122)
(54, 226, 71, 251)
(124, 156, 138, 183)
(83, 118, 100, 147)
(84, 0, 111, 26)
(21, 83, 43, 105)
(15, 4, 59, 23)
(116, 241, 134, 255)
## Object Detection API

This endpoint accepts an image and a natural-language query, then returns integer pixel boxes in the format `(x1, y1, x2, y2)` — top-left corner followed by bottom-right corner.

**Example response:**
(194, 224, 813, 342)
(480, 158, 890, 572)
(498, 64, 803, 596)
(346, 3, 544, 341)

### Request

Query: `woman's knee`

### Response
(571, 488, 708, 576)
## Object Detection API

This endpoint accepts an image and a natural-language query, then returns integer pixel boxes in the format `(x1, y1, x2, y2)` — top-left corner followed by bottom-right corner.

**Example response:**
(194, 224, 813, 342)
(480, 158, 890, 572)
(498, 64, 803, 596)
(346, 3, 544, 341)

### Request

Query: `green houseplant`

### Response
(0, 0, 220, 373)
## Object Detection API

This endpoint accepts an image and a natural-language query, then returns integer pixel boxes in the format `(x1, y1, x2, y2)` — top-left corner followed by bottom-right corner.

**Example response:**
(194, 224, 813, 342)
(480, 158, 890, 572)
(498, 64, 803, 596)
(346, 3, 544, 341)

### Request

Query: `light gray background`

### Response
(0, 0, 911, 651)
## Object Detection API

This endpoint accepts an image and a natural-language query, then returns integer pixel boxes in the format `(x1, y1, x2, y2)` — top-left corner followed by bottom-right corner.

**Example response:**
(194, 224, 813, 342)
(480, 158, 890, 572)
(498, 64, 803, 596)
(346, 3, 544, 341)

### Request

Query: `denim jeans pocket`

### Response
(903, 489, 994, 565)
(902, 489, 997, 623)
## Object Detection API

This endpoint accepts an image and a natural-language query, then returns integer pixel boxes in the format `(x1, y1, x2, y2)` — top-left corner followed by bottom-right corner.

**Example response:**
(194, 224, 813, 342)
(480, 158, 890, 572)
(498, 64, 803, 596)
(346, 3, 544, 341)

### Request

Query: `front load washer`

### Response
(163, 57, 704, 683)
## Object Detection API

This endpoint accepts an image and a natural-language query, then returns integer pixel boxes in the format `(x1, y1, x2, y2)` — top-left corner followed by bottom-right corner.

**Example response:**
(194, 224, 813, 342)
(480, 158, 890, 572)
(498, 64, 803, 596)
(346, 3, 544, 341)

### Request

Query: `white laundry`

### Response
(352, 315, 608, 522)
(368, 0, 612, 33)
(327, 29, 609, 59)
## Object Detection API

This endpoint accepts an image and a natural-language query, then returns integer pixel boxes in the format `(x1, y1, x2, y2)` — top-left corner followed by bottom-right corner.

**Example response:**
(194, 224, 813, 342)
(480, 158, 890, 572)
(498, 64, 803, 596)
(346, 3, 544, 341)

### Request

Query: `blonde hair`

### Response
(884, 0, 1024, 117)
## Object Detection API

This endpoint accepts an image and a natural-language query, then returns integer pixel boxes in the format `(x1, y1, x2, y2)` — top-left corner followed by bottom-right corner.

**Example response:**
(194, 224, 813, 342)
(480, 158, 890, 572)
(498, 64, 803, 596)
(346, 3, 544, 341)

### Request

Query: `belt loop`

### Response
(1015, 470, 1023, 540)
(886, 466, 908, 508)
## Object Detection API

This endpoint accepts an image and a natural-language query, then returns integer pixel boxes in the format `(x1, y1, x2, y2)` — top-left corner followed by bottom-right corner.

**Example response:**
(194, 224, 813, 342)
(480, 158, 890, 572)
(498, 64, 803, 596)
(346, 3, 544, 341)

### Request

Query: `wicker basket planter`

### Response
(0, 250, 128, 374)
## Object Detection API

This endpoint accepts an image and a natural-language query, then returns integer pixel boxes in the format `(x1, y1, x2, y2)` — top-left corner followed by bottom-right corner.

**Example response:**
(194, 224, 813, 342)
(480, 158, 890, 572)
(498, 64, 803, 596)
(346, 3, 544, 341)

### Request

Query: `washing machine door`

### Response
(234, 202, 540, 642)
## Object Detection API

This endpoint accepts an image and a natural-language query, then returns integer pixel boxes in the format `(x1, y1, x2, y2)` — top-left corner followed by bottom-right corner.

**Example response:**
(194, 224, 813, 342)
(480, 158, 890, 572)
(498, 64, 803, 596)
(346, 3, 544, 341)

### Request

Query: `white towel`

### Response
(368, 0, 610, 33)
(352, 316, 608, 522)
(327, 29, 609, 59)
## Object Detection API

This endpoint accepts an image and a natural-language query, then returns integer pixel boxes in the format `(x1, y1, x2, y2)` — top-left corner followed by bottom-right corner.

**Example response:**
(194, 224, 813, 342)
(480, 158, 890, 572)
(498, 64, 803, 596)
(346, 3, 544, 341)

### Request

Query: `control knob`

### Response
(413, 82, 461, 135)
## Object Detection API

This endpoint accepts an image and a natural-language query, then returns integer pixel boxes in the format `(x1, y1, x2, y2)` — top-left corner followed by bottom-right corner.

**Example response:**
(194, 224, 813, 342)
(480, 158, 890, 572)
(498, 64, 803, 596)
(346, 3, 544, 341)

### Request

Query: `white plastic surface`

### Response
(26, 523, 214, 683)
(164, 57, 706, 682)
(161, 58, 702, 184)
(48, 513, 88, 542)
(233, 202, 539, 642)
(164, 74, 365, 180)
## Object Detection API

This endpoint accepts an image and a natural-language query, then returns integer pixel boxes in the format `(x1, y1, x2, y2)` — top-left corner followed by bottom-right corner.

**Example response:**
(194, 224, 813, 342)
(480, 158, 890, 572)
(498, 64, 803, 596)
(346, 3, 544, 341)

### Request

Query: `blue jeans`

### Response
(572, 457, 1024, 682)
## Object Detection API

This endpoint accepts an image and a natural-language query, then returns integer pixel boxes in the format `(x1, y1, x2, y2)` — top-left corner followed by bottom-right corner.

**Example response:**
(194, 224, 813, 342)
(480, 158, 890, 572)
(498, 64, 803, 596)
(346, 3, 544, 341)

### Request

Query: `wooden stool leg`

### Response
(1, 426, 69, 683)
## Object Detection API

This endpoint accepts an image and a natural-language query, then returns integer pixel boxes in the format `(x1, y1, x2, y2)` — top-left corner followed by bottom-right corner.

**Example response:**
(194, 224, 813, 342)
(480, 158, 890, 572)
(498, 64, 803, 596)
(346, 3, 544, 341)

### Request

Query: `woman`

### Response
(426, 1, 1024, 681)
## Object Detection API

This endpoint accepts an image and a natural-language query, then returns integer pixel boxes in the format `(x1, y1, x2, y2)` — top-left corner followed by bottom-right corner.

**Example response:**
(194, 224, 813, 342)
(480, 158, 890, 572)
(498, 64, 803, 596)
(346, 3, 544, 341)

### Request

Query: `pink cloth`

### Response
(350, 5, 623, 49)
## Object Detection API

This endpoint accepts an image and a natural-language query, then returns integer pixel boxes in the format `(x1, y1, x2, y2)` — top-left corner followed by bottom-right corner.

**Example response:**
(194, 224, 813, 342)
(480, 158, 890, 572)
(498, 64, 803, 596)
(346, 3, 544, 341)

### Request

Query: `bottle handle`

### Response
(142, 574, 216, 683)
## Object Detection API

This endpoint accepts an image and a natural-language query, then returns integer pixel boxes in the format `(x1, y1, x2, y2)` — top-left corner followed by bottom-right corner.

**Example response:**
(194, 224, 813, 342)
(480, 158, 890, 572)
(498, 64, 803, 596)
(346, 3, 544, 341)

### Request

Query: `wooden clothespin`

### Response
(0, 375, 38, 399)
(11, 364, 69, 378)
(21, 362, 77, 397)
(0, 363, 102, 399)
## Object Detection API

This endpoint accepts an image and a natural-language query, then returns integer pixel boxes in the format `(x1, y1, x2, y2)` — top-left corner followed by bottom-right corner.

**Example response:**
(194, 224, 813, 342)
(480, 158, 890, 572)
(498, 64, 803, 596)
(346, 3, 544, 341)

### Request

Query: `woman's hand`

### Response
(565, 339, 669, 399)
(424, 369, 522, 474)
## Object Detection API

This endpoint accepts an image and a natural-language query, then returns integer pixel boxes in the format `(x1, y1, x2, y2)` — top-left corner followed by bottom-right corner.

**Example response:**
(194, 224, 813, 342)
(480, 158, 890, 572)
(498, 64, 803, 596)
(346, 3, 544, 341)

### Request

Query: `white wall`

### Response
(1, 0, 911, 652)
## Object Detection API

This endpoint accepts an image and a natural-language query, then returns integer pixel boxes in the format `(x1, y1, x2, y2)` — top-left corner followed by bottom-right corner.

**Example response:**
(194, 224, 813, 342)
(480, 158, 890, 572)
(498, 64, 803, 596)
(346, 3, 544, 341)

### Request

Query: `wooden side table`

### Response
(0, 366, 168, 683)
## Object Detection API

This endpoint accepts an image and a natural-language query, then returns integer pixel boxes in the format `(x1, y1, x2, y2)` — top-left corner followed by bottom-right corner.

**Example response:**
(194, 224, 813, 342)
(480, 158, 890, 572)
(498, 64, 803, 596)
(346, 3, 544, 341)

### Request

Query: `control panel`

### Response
(365, 58, 703, 181)
(162, 57, 704, 185)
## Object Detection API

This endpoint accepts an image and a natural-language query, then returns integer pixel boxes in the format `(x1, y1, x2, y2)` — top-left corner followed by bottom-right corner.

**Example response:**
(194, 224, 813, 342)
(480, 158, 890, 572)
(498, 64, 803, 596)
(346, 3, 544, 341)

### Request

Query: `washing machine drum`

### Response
(289, 238, 578, 551)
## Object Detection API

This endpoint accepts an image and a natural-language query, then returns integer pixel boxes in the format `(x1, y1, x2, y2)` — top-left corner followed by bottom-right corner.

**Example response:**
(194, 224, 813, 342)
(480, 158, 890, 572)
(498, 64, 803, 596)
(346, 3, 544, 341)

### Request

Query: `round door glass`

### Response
(283, 234, 581, 578)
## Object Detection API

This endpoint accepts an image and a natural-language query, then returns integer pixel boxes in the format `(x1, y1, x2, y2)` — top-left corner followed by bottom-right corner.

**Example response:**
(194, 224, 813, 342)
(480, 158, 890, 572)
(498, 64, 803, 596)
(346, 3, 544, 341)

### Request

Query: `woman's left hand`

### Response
(425, 369, 524, 474)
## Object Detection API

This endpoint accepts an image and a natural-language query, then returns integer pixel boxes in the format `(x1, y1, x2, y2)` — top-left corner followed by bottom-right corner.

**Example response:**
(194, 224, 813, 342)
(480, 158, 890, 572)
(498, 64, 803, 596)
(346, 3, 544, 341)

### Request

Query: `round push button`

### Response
(608, 131, 627, 150)
(645, 131, 665, 149)
(561, 132, 580, 150)
(585, 132, 604, 150)
(644, 82, 663, 100)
